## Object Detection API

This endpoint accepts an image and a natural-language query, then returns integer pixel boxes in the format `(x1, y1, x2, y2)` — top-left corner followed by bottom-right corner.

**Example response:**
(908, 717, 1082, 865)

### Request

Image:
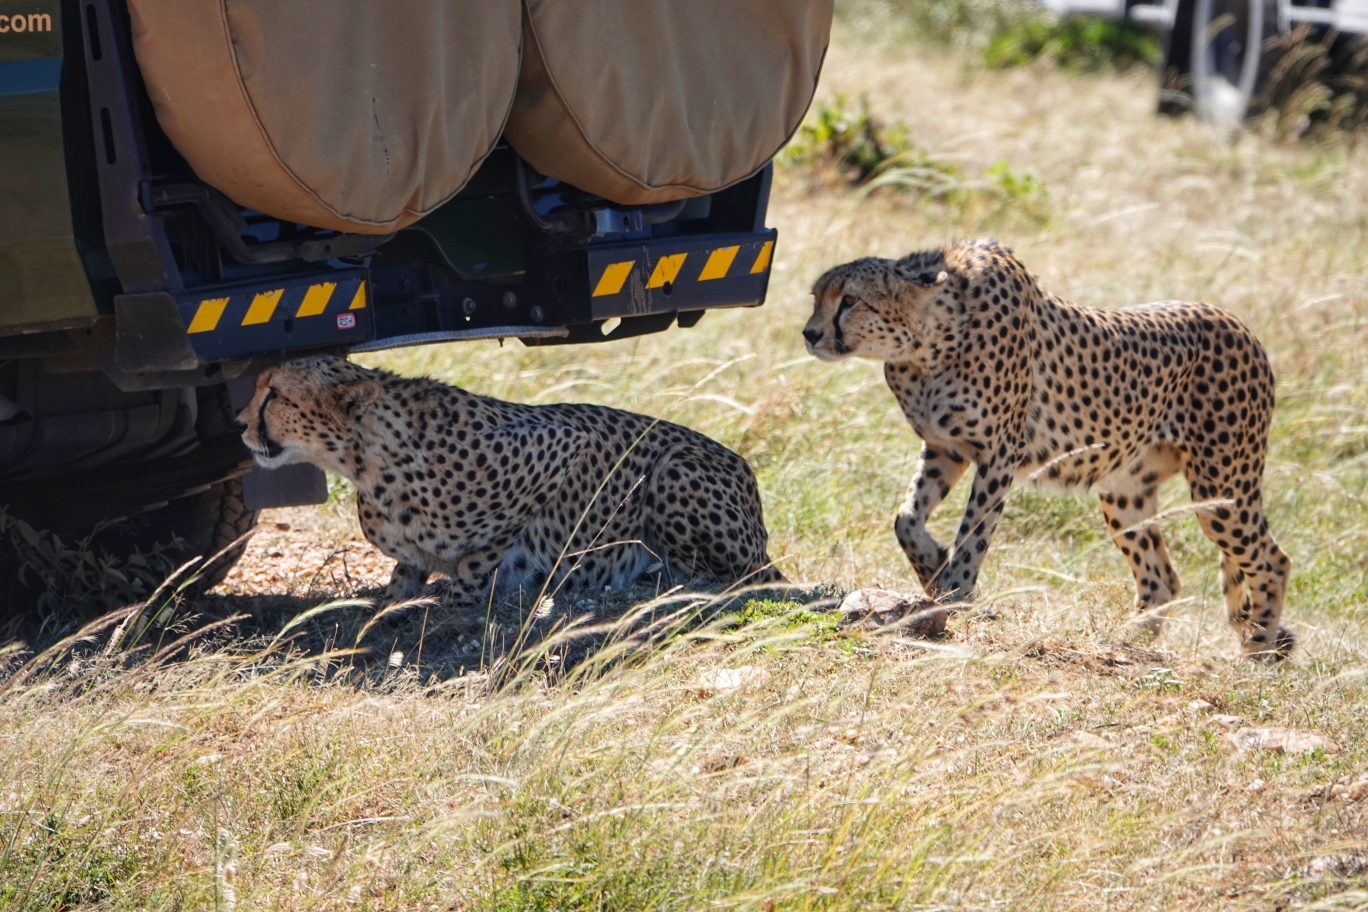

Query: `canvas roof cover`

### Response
(505, 0, 835, 205)
(127, 0, 522, 234)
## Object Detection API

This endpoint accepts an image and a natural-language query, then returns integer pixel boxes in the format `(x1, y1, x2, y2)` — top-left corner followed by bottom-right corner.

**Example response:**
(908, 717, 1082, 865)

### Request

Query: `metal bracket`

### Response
(145, 183, 395, 265)
(114, 292, 199, 371)
(350, 325, 568, 353)
(82, 0, 183, 294)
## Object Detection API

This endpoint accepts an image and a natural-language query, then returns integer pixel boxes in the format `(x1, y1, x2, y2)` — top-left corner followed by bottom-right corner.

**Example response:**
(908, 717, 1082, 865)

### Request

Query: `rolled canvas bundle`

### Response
(128, 0, 834, 230)
(128, 0, 523, 234)
(503, 0, 836, 205)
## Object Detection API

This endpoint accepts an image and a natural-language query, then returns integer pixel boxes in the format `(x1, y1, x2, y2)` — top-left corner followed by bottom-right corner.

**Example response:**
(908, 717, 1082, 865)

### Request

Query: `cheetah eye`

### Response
(838, 294, 857, 311)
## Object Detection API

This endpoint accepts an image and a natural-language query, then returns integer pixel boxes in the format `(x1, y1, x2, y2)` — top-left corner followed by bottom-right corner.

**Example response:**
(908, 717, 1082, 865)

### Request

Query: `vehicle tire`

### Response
(1189, 0, 1280, 122)
(1158, 0, 1198, 115)
(0, 476, 259, 638)
(119, 476, 259, 594)
(1, 376, 260, 629)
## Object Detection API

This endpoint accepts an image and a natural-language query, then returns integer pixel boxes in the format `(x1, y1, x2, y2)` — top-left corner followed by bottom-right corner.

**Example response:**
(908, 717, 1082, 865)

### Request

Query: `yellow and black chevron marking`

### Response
(586, 233, 776, 319)
(591, 239, 773, 298)
(185, 278, 367, 334)
(178, 273, 372, 361)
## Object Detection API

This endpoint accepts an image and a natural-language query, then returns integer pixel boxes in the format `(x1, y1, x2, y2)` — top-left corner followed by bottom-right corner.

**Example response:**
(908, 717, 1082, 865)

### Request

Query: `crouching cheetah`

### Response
(238, 356, 780, 607)
(804, 238, 1293, 661)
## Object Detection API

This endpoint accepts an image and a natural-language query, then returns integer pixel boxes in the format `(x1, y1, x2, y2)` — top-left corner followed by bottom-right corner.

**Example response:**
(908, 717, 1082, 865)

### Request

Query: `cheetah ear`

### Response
(910, 270, 948, 287)
(334, 379, 380, 415)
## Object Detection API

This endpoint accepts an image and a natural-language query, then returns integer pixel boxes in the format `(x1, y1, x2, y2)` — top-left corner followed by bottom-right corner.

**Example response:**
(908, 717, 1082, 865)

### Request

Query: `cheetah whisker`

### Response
(1023, 444, 1109, 485)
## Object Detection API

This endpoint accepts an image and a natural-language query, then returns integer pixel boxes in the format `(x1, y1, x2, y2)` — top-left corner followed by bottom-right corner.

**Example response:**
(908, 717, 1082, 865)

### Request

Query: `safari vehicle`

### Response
(1040, 0, 1368, 122)
(0, 0, 834, 605)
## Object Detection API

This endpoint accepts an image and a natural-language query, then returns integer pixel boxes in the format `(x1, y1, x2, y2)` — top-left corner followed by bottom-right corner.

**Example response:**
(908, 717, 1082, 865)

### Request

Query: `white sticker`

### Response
(336, 313, 357, 330)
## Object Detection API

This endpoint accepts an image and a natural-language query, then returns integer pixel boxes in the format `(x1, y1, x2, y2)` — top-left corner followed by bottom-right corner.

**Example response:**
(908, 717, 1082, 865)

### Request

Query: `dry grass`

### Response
(6, 23, 1368, 911)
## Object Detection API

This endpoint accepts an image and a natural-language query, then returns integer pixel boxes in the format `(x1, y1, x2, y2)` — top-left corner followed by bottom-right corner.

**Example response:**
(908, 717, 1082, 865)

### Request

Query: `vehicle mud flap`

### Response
(241, 463, 327, 511)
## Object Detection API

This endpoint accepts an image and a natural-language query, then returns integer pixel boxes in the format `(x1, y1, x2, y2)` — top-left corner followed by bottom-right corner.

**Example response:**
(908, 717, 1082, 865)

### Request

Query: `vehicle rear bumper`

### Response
(166, 229, 777, 363)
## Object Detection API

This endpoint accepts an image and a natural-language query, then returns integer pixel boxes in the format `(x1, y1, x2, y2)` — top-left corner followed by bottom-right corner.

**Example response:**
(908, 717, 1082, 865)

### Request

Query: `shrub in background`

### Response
(840, 0, 1158, 71)
(781, 94, 1050, 222)
(985, 14, 1159, 71)
(782, 93, 915, 182)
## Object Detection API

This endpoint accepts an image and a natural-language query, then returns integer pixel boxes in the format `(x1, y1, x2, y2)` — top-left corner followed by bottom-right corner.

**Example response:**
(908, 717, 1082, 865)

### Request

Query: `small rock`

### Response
(691, 665, 770, 697)
(839, 588, 947, 638)
(1208, 714, 1244, 729)
(1228, 726, 1340, 756)
(1246, 778, 1266, 793)
(1062, 731, 1111, 750)
(1330, 773, 1368, 802)
(1187, 699, 1217, 713)
(274, 522, 291, 532)
(1305, 853, 1368, 881)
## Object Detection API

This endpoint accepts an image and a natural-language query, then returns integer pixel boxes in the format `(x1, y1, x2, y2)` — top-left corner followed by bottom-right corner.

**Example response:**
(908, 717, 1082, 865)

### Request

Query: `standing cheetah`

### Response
(238, 356, 780, 607)
(803, 238, 1292, 660)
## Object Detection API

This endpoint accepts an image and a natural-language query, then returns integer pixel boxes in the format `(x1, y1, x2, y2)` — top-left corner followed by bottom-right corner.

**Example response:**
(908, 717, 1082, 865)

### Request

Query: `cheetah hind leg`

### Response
(1097, 452, 1182, 638)
(1211, 519, 1294, 662)
(647, 444, 782, 586)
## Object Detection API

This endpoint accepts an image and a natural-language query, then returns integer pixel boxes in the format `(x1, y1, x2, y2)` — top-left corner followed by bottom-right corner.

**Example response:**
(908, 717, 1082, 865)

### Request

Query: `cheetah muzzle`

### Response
(805, 238, 1293, 662)
(238, 356, 783, 609)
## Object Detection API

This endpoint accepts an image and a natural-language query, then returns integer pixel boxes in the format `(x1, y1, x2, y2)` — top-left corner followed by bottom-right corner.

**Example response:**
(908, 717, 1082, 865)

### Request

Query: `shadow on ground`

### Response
(3, 578, 835, 688)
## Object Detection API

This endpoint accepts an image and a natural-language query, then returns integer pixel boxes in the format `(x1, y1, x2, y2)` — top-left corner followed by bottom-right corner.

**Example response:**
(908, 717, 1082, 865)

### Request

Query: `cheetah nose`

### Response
(802, 327, 823, 345)
(234, 418, 248, 434)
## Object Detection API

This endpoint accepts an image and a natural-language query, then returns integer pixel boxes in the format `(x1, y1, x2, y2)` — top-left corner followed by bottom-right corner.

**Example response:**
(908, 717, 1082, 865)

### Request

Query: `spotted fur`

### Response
(804, 238, 1292, 661)
(238, 356, 780, 607)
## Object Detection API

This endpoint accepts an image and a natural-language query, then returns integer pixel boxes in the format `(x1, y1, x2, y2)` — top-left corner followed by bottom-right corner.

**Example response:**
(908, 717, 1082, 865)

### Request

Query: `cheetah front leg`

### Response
(894, 446, 970, 593)
(934, 453, 1020, 603)
(384, 562, 431, 603)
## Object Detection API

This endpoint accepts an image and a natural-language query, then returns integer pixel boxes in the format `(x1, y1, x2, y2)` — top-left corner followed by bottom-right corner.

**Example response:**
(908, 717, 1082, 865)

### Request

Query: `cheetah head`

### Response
(803, 253, 951, 363)
(237, 355, 380, 473)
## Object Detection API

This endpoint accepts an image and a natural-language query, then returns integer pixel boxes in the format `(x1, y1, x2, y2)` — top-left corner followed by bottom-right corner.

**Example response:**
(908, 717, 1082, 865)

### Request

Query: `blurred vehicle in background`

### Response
(1040, 0, 1368, 122)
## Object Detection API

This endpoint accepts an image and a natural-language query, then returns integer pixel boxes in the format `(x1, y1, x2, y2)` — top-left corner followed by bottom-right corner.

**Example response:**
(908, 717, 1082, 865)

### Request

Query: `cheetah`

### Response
(803, 238, 1293, 661)
(237, 355, 781, 607)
